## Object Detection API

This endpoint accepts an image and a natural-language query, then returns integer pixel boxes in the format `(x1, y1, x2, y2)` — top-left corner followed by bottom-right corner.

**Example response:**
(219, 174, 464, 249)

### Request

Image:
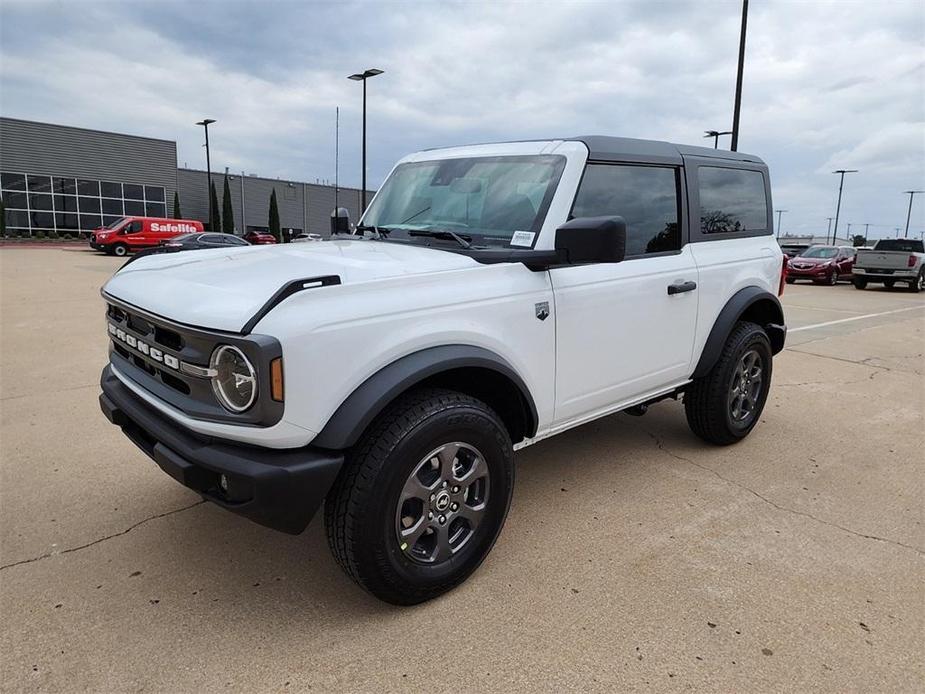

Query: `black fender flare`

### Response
(692, 286, 786, 379)
(311, 345, 539, 450)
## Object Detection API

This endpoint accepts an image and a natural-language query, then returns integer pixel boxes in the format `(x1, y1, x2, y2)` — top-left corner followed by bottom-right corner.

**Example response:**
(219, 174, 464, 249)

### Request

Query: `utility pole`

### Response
(831, 169, 858, 244)
(775, 209, 787, 239)
(730, 0, 748, 151)
(334, 107, 340, 213)
(826, 217, 833, 243)
(863, 223, 869, 244)
(196, 119, 217, 230)
(902, 190, 924, 238)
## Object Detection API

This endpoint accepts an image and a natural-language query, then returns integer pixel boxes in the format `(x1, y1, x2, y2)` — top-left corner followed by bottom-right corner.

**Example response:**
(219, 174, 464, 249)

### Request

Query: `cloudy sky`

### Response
(1, 0, 923, 239)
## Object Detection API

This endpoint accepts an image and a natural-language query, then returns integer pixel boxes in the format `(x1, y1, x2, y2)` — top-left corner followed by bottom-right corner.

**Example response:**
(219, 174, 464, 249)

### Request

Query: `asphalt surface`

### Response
(1, 248, 923, 693)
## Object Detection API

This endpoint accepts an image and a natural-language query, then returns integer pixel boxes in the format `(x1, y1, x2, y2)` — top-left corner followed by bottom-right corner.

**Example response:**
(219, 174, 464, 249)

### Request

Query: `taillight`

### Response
(908, 254, 916, 268)
(779, 254, 789, 296)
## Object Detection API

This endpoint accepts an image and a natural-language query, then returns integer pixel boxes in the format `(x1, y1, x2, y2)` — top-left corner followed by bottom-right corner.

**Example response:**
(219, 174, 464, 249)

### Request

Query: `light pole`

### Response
(348, 68, 384, 214)
(775, 209, 787, 239)
(196, 119, 216, 230)
(831, 169, 858, 244)
(730, 0, 748, 151)
(704, 130, 733, 149)
(902, 190, 924, 238)
(826, 217, 834, 243)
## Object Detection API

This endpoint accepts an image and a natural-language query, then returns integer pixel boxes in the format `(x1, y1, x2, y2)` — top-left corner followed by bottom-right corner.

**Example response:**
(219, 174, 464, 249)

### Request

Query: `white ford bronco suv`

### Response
(99, 137, 787, 604)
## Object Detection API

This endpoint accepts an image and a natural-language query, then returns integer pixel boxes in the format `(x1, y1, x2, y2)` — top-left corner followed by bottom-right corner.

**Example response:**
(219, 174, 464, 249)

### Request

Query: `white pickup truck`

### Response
(99, 136, 786, 604)
(853, 239, 925, 292)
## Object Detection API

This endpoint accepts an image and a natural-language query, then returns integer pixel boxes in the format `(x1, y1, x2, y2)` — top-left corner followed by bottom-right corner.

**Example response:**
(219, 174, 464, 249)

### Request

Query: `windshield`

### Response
(361, 155, 566, 247)
(802, 246, 838, 258)
(875, 239, 925, 253)
(105, 216, 128, 230)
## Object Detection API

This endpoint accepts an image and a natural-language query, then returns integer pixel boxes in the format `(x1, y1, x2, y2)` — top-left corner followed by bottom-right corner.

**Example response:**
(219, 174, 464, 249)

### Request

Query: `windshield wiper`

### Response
(354, 224, 392, 239)
(407, 229, 472, 249)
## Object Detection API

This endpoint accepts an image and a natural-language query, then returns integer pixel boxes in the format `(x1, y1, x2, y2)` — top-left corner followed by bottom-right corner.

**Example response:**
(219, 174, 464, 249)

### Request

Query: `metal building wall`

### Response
(0, 117, 177, 202)
(177, 168, 372, 236)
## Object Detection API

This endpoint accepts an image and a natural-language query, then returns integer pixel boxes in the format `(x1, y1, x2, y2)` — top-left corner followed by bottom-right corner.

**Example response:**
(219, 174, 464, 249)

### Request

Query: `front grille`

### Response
(103, 297, 284, 427)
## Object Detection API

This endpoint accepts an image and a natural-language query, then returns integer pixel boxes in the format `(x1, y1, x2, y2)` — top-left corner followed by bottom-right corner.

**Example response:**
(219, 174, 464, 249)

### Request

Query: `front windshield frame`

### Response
(801, 246, 838, 259)
(105, 216, 128, 230)
(361, 154, 567, 249)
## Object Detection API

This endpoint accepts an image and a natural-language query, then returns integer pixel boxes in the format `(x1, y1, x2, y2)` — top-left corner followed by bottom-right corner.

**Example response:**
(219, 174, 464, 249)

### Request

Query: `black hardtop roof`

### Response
(568, 135, 765, 166)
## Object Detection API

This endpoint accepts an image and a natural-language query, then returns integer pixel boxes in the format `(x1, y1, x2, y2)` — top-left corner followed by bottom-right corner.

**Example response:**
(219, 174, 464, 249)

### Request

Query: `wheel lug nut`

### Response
(428, 511, 433, 520)
(451, 502, 458, 511)
(439, 515, 446, 525)
(452, 486, 459, 493)
(442, 481, 448, 488)
(430, 494, 435, 501)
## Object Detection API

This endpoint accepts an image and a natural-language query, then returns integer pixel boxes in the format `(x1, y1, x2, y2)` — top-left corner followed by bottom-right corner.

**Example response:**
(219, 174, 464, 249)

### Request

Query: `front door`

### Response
(550, 163, 699, 423)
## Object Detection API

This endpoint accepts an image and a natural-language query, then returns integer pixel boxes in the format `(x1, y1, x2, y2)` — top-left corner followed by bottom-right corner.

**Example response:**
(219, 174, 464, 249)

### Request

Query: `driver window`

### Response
(125, 221, 142, 233)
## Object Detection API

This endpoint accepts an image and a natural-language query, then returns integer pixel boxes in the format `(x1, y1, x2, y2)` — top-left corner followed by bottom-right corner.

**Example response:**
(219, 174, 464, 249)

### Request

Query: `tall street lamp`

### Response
(704, 130, 733, 149)
(825, 217, 834, 242)
(775, 209, 787, 239)
(902, 190, 924, 238)
(831, 169, 858, 243)
(348, 68, 384, 214)
(196, 119, 217, 230)
(730, 0, 749, 151)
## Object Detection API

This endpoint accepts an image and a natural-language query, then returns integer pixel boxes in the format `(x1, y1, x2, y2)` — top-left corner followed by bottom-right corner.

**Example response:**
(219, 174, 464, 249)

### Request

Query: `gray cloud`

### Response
(1, 0, 923, 239)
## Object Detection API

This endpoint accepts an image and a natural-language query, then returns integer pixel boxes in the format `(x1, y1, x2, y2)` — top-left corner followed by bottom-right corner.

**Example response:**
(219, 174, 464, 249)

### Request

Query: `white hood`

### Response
(103, 240, 479, 332)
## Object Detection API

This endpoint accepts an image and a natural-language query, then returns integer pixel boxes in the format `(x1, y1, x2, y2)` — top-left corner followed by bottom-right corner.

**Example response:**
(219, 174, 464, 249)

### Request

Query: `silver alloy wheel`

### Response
(728, 349, 763, 424)
(395, 442, 490, 564)
(830, 270, 838, 285)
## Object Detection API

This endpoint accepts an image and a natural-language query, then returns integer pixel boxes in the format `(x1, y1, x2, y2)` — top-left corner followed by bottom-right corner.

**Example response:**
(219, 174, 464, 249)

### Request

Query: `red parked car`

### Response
(90, 216, 204, 256)
(244, 230, 278, 245)
(786, 245, 856, 285)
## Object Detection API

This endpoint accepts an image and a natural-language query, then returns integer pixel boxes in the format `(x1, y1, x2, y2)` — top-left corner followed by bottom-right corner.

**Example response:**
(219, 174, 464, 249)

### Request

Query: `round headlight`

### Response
(210, 345, 257, 412)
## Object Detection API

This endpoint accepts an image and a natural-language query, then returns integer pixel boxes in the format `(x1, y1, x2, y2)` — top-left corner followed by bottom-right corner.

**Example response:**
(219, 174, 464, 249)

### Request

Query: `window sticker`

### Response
(510, 230, 535, 247)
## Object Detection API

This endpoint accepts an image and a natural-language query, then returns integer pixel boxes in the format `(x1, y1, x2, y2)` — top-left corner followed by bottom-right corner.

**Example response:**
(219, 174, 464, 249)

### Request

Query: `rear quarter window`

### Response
(698, 167, 769, 235)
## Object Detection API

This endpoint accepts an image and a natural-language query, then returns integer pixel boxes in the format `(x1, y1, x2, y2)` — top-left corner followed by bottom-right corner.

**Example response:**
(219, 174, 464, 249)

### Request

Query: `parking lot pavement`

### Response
(1, 248, 923, 693)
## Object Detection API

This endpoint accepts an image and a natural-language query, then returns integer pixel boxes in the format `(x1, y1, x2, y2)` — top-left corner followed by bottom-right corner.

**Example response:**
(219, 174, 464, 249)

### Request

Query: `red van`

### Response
(90, 217, 205, 256)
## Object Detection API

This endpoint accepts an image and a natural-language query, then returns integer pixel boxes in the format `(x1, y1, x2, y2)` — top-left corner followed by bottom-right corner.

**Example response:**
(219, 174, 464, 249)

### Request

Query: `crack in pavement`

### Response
(643, 431, 924, 556)
(784, 348, 924, 377)
(0, 500, 206, 572)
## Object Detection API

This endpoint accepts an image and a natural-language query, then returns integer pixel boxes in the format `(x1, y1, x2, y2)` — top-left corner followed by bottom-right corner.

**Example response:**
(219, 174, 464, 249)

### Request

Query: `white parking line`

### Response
(789, 305, 925, 332)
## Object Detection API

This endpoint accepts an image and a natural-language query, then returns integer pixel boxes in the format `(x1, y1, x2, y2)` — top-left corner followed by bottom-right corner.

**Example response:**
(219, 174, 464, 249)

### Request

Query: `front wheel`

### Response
(324, 388, 514, 605)
(853, 278, 868, 290)
(828, 270, 839, 285)
(685, 321, 773, 445)
(785, 277, 796, 285)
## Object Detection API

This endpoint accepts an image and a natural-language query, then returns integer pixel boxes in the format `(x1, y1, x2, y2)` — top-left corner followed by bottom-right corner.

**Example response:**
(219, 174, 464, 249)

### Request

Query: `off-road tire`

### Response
(684, 321, 773, 446)
(853, 278, 867, 290)
(324, 388, 514, 605)
(111, 243, 128, 257)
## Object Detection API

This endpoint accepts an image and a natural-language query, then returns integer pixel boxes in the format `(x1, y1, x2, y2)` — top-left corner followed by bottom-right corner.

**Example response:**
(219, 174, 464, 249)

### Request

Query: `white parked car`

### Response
(99, 137, 787, 604)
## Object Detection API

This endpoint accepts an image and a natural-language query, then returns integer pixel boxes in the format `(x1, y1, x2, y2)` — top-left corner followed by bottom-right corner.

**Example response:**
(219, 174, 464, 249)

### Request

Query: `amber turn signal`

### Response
(270, 357, 284, 402)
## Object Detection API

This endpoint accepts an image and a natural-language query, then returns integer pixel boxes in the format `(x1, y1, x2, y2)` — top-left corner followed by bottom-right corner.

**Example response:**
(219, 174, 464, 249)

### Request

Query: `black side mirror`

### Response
(555, 216, 626, 264)
(330, 207, 350, 234)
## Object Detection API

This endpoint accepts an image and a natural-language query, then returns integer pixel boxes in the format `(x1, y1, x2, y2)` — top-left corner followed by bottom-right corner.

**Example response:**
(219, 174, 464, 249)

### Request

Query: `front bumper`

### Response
(100, 365, 343, 534)
(787, 265, 832, 279)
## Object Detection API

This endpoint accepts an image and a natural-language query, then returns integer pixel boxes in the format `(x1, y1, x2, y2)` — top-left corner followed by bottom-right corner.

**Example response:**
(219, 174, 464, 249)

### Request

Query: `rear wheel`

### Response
(884, 280, 895, 289)
(324, 388, 514, 605)
(111, 243, 128, 257)
(685, 321, 773, 446)
(853, 278, 868, 290)
(828, 270, 839, 285)
(910, 269, 925, 293)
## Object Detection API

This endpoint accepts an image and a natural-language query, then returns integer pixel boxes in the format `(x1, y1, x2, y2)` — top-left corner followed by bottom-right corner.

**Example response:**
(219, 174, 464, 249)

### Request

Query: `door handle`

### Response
(667, 280, 697, 295)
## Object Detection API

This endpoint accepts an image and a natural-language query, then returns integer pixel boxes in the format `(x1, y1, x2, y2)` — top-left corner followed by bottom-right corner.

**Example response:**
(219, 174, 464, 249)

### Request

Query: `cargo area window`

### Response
(698, 167, 768, 234)
(570, 164, 681, 256)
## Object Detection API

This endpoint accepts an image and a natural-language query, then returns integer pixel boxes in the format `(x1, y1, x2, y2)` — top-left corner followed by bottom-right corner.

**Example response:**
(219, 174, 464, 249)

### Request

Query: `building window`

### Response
(1, 170, 166, 236)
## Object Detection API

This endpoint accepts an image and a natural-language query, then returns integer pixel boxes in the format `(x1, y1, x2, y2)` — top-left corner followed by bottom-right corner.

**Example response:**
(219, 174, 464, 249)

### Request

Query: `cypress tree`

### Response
(268, 188, 281, 242)
(222, 174, 235, 234)
(173, 191, 182, 219)
(209, 180, 221, 232)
